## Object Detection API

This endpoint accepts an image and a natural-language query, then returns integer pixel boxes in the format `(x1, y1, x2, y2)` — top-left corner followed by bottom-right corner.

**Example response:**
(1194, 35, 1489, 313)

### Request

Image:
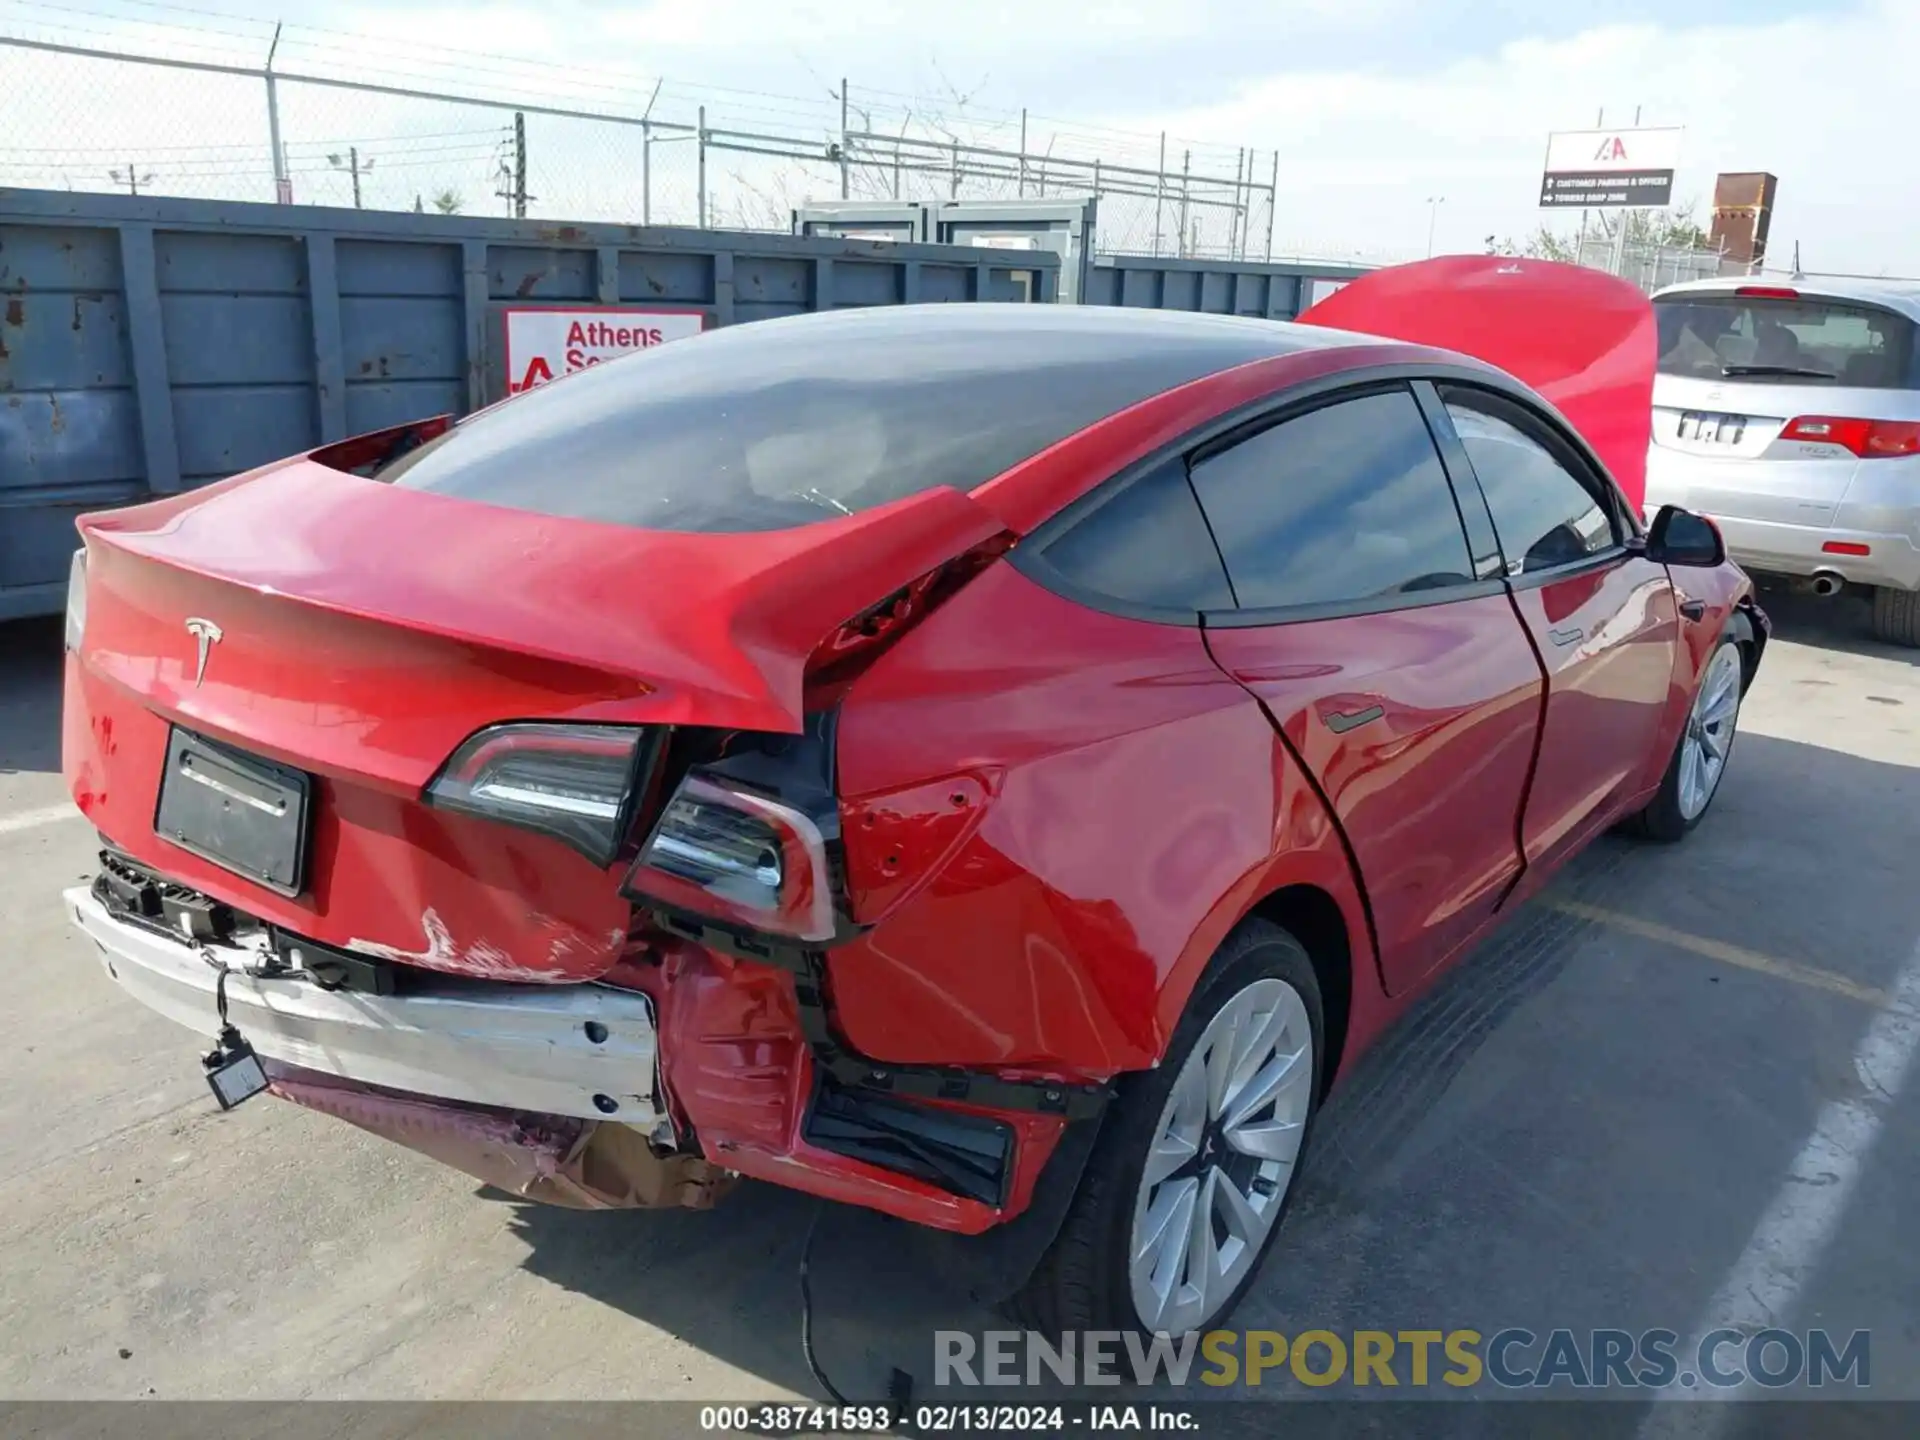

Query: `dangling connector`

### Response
(198, 954, 268, 1111)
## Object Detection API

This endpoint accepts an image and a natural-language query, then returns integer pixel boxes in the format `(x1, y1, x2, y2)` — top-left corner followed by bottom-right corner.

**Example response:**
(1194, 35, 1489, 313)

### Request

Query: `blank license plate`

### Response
(1677, 411, 1748, 444)
(154, 728, 311, 895)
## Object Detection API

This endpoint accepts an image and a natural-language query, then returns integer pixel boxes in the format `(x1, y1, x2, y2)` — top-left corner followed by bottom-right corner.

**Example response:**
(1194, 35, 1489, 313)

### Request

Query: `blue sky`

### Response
(0, 0, 1908, 272)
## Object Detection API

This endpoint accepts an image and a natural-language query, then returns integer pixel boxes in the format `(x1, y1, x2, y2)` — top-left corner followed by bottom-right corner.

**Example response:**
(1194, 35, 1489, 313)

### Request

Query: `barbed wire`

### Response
(0, 5, 1380, 257)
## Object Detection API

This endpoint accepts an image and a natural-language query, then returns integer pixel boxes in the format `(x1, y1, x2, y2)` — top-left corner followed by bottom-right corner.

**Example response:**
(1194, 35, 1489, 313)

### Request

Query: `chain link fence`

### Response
(1572, 231, 1734, 293)
(0, 24, 1280, 258)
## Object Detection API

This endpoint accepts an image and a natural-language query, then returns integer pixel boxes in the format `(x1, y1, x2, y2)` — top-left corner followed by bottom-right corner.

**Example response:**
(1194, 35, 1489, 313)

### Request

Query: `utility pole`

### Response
(513, 111, 528, 218)
(1425, 195, 1445, 257)
(109, 163, 155, 196)
(1177, 150, 1191, 258)
(641, 80, 661, 227)
(697, 104, 707, 228)
(264, 22, 290, 203)
(1264, 149, 1278, 262)
(1236, 147, 1251, 261)
(1153, 132, 1166, 258)
(1018, 109, 1028, 197)
(838, 77, 850, 199)
(950, 139, 960, 199)
(328, 146, 373, 208)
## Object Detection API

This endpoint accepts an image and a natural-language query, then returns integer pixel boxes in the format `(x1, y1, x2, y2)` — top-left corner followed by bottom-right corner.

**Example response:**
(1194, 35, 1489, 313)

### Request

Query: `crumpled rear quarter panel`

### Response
(830, 560, 1358, 1075)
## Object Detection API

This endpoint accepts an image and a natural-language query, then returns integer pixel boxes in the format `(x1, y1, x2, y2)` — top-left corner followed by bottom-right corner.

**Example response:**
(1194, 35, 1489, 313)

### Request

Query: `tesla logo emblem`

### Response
(184, 617, 222, 688)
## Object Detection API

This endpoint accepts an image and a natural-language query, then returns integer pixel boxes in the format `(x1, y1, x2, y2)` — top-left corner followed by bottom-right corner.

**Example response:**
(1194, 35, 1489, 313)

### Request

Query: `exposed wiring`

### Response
(798, 1199, 853, 1407)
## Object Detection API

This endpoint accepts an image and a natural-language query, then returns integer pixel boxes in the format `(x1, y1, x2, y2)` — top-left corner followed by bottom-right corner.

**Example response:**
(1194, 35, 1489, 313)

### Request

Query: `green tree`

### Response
(430, 189, 464, 215)
(1488, 203, 1711, 262)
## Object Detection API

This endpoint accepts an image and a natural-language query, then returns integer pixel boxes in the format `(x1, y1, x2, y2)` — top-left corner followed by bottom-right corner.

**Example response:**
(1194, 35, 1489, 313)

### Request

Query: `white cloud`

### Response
(1, 0, 1912, 273)
(1112, 1, 1918, 272)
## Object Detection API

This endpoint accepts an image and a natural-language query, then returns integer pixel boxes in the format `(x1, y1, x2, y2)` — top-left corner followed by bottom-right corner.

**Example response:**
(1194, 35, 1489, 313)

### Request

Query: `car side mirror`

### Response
(1644, 504, 1726, 568)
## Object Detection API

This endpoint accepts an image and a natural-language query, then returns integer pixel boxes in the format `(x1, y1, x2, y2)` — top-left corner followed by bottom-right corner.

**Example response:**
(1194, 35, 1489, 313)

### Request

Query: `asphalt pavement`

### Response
(1, 584, 1916, 1419)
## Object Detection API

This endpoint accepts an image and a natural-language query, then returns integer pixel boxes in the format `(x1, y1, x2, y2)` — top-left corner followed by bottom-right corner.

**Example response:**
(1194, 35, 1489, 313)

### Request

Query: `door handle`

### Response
(1678, 598, 1707, 621)
(1324, 704, 1385, 735)
(1548, 625, 1583, 647)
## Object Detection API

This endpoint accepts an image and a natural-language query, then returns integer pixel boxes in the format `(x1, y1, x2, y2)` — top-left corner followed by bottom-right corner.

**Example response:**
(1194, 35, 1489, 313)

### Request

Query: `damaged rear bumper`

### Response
(66, 884, 663, 1125)
(67, 880, 1081, 1234)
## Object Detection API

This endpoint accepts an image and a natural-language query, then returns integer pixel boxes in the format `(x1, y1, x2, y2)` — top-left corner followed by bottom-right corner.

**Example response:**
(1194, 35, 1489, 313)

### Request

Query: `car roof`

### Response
(726, 299, 1375, 361)
(1652, 274, 1920, 321)
(382, 302, 1400, 539)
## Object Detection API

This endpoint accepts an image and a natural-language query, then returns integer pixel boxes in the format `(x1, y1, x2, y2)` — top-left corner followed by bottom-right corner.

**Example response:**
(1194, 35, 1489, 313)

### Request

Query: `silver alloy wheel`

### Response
(1128, 977, 1313, 1334)
(1678, 642, 1743, 821)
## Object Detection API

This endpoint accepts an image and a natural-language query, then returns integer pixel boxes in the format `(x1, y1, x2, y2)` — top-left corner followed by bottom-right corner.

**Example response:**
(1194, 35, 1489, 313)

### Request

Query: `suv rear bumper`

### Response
(66, 884, 664, 1125)
(1646, 447, 1920, 591)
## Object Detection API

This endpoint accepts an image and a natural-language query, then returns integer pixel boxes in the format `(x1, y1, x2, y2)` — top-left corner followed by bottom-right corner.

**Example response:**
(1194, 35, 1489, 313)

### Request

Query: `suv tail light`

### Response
(426, 722, 651, 866)
(64, 548, 88, 652)
(628, 772, 837, 943)
(1781, 416, 1920, 458)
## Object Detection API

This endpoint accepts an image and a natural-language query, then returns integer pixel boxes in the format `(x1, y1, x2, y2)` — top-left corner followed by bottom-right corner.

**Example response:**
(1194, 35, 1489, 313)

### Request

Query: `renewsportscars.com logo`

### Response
(934, 1328, 1871, 1391)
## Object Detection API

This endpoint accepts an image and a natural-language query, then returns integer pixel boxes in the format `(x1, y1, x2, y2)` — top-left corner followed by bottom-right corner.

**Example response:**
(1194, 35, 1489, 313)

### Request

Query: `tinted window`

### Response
(380, 306, 1324, 533)
(1445, 402, 1616, 574)
(1038, 460, 1233, 613)
(1654, 293, 1916, 388)
(1186, 388, 1476, 612)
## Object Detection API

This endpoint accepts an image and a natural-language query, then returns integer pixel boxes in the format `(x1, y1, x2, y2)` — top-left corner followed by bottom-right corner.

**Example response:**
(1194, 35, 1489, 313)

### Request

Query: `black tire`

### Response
(1872, 587, 1920, 648)
(1009, 919, 1324, 1338)
(1625, 633, 1743, 843)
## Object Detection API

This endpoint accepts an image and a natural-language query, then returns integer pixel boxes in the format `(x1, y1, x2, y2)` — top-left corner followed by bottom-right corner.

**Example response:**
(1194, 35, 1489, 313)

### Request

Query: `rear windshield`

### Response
(1654, 293, 1917, 388)
(381, 306, 1314, 533)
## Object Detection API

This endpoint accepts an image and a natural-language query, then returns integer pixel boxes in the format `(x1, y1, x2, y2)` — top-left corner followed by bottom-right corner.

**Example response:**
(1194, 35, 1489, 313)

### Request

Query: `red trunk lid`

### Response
(1298, 255, 1657, 510)
(68, 456, 1001, 983)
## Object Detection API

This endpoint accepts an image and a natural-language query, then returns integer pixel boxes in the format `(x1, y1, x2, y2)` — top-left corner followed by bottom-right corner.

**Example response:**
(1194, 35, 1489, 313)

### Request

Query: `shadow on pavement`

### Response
(496, 728, 1920, 1410)
(1754, 579, 1917, 667)
(0, 617, 64, 775)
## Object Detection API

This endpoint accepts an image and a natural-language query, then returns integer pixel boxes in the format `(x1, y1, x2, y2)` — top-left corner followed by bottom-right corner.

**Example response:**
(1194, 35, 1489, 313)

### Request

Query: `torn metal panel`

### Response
(270, 1067, 735, 1211)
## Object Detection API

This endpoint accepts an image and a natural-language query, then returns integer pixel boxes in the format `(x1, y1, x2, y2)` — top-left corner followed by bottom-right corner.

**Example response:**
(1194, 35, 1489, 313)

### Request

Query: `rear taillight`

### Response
(426, 722, 649, 865)
(1735, 285, 1800, 299)
(1780, 416, 1920, 459)
(64, 548, 87, 652)
(627, 772, 837, 943)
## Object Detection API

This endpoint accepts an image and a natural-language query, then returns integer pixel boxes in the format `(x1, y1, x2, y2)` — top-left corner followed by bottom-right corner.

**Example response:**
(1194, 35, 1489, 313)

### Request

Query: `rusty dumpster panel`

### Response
(0, 189, 1061, 618)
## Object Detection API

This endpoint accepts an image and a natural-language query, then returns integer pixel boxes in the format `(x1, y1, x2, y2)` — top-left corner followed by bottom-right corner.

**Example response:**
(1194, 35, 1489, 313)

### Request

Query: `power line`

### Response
(0, 126, 512, 155)
(0, 0, 845, 122)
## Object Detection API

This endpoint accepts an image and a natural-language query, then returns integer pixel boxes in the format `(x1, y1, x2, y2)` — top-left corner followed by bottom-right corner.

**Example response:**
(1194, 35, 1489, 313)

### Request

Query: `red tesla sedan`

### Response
(61, 257, 1765, 1337)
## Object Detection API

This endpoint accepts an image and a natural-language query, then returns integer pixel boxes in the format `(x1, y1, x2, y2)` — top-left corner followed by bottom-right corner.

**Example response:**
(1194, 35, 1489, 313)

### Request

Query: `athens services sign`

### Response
(1538, 127, 1682, 209)
(503, 306, 708, 394)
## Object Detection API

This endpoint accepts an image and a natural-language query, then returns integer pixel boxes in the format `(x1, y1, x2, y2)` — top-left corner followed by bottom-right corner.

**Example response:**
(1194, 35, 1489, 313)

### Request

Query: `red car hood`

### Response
(1298, 255, 1656, 509)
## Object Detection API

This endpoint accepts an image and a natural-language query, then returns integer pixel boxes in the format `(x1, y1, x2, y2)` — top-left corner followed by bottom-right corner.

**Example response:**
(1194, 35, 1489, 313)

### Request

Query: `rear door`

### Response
(1650, 287, 1920, 527)
(1434, 384, 1680, 869)
(1192, 384, 1545, 994)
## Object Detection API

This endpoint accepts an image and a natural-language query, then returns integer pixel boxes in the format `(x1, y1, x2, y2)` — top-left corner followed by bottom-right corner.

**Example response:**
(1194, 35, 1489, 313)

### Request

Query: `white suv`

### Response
(1644, 276, 1920, 646)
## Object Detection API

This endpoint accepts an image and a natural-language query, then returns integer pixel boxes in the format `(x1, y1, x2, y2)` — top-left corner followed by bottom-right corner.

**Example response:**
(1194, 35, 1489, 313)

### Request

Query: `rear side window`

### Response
(380, 307, 1306, 533)
(1036, 460, 1234, 613)
(1655, 293, 1917, 388)
(1186, 388, 1476, 612)
(1444, 400, 1617, 574)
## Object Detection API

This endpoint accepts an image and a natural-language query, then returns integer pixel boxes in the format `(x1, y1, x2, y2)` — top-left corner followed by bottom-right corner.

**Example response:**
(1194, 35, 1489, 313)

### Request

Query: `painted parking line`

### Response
(1641, 932, 1920, 1426)
(1548, 898, 1910, 1015)
(0, 802, 82, 837)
